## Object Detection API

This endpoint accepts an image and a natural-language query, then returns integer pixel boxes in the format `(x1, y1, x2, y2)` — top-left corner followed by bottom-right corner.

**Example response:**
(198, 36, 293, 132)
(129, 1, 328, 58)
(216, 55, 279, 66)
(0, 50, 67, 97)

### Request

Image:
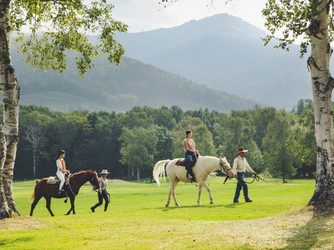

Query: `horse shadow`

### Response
(157, 203, 228, 212)
(279, 207, 334, 250)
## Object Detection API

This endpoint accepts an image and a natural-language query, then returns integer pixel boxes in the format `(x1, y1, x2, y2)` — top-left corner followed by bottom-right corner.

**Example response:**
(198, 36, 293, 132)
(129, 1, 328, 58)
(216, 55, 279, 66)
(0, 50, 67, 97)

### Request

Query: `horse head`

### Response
(219, 157, 234, 178)
(87, 170, 99, 190)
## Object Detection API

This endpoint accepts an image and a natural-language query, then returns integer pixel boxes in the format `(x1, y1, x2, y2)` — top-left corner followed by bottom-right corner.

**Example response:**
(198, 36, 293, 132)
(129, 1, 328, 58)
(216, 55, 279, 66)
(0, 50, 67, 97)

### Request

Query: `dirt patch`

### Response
(210, 207, 334, 249)
(0, 216, 47, 231)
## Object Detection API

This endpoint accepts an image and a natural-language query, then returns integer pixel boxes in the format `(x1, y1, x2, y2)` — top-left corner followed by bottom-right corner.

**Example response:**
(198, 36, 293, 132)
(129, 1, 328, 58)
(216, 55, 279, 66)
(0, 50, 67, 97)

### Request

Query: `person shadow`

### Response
(280, 207, 334, 250)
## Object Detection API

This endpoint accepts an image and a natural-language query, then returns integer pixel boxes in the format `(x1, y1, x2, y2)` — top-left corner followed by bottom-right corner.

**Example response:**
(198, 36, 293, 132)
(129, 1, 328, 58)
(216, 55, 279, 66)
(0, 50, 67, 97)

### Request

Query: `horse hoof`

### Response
(210, 201, 214, 204)
(165, 204, 169, 208)
(175, 203, 179, 207)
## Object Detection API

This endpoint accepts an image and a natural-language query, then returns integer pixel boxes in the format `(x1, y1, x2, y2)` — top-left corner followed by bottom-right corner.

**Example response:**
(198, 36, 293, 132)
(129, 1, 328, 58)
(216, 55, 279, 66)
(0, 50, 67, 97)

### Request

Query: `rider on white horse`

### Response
(183, 130, 198, 179)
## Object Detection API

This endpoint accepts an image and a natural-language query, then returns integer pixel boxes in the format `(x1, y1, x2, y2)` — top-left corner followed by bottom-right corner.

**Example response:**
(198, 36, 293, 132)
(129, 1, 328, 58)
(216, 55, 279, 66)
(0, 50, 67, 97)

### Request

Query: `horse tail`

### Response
(31, 179, 39, 200)
(153, 160, 170, 187)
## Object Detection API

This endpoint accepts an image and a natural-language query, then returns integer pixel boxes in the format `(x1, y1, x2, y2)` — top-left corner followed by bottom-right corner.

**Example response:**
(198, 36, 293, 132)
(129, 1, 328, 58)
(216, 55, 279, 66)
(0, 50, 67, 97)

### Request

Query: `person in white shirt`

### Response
(232, 147, 256, 203)
(56, 150, 68, 194)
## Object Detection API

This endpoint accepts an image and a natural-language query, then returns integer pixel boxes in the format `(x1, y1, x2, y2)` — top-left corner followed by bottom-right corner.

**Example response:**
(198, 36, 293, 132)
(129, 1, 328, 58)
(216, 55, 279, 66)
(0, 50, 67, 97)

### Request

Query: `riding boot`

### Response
(243, 185, 252, 202)
(104, 202, 109, 211)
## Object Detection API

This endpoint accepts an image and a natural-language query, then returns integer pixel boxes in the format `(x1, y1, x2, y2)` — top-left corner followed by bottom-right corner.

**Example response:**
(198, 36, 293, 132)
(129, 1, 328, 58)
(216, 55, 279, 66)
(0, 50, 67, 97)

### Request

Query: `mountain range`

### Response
(117, 13, 313, 109)
(13, 52, 256, 113)
(13, 13, 315, 112)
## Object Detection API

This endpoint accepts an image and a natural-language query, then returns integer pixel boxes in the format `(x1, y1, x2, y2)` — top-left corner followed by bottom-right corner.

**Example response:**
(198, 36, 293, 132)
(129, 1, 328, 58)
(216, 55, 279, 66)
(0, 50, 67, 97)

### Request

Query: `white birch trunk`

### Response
(308, 0, 334, 206)
(0, 125, 10, 219)
(0, 0, 10, 219)
(0, 0, 20, 215)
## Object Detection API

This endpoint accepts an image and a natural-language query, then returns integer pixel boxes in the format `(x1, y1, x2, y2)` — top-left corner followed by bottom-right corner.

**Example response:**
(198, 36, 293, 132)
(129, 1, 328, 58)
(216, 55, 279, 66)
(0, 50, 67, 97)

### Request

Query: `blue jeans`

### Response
(233, 172, 250, 201)
(184, 152, 196, 176)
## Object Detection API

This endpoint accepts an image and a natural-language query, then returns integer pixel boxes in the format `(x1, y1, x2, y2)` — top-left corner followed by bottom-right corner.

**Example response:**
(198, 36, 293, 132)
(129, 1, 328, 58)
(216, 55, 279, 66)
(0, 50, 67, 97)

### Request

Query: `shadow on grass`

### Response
(158, 204, 226, 211)
(0, 236, 34, 247)
(280, 207, 334, 250)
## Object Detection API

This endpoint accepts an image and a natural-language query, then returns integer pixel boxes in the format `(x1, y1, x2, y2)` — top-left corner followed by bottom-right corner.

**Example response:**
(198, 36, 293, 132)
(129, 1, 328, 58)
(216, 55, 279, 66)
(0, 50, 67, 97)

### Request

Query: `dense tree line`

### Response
(10, 100, 316, 181)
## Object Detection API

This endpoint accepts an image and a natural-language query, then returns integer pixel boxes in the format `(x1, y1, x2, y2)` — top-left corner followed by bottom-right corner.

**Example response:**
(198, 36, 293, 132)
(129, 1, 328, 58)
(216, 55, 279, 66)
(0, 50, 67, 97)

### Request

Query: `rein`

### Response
(223, 174, 267, 184)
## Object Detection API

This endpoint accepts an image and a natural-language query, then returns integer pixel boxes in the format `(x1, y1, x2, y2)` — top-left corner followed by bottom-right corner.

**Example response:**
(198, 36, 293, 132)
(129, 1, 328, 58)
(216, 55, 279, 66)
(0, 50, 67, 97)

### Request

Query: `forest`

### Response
(11, 99, 315, 182)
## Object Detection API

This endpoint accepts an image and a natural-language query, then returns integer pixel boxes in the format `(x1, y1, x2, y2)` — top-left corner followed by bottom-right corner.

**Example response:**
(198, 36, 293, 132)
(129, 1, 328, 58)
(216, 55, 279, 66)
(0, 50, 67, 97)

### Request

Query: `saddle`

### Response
(46, 176, 60, 184)
(175, 159, 186, 167)
(46, 173, 70, 185)
(175, 153, 199, 167)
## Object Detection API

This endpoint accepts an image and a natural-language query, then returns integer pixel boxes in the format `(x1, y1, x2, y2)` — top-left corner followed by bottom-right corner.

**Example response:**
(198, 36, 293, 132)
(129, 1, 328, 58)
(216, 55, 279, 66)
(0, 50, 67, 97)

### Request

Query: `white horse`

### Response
(153, 156, 234, 207)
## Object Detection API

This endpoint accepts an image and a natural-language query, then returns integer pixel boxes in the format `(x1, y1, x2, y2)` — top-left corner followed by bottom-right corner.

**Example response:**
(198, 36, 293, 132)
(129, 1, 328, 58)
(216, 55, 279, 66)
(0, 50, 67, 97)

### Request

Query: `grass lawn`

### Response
(0, 177, 329, 249)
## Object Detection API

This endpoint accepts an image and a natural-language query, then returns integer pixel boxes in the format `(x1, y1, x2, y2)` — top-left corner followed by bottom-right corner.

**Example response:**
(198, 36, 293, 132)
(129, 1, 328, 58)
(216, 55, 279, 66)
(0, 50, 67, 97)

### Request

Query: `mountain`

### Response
(116, 13, 312, 109)
(13, 52, 256, 113)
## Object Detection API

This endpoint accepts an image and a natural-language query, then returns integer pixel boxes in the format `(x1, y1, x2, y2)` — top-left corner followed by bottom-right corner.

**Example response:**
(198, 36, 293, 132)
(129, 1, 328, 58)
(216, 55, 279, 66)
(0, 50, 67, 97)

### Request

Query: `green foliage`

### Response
(262, 110, 296, 181)
(14, 101, 317, 180)
(120, 126, 158, 178)
(262, 0, 313, 55)
(11, 0, 127, 75)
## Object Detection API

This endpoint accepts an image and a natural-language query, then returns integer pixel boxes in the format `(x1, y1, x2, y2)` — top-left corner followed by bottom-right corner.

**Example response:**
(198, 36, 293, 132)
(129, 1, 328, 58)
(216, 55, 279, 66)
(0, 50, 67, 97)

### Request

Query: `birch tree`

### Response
(25, 125, 44, 179)
(263, 0, 334, 208)
(0, 0, 127, 219)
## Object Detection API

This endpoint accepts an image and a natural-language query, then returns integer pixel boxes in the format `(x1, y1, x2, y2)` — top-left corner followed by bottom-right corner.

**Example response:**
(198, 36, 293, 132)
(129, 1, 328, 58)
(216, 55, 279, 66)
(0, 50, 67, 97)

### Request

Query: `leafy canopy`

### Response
(262, 0, 332, 56)
(11, 0, 127, 75)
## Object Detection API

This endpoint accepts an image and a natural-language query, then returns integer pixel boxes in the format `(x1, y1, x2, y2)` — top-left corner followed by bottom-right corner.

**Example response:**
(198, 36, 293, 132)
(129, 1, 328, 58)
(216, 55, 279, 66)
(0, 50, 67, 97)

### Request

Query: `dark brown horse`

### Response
(30, 170, 99, 216)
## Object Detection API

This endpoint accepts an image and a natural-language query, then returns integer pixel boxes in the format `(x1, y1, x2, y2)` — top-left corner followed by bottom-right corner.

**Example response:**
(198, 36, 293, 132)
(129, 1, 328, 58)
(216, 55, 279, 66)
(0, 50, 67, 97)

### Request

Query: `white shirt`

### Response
(56, 159, 66, 172)
(233, 156, 255, 173)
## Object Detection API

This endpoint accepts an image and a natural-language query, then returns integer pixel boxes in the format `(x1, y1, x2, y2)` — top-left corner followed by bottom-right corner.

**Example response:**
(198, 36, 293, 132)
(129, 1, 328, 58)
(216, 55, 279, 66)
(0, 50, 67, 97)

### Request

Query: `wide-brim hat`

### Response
(100, 169, 110, 175)
(237, 147, 248, 154)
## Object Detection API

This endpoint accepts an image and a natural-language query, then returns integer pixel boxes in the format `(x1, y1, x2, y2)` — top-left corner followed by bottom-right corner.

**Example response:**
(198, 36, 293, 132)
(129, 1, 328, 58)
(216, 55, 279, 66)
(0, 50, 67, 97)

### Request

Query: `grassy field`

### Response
(0, 177, 332, 249)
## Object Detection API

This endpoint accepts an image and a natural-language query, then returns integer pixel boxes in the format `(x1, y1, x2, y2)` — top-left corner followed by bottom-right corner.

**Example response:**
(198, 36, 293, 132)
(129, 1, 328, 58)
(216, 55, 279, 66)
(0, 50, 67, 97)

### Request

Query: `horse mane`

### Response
(71, 170, 97, 177)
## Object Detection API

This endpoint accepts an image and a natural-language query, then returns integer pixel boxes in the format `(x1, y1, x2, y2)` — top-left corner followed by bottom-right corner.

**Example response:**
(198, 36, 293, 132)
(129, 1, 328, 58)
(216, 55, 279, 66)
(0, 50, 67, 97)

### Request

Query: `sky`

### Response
(112, 0, 267, 33)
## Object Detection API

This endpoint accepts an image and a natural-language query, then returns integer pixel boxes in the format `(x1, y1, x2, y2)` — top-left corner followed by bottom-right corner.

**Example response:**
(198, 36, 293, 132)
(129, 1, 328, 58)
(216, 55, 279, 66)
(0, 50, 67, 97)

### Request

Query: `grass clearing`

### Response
(1, 177, 333, 249)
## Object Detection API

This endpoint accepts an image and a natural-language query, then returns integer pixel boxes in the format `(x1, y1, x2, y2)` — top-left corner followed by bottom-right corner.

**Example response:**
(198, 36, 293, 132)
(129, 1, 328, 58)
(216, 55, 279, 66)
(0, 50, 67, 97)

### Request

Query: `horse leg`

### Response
(45, 196, 54, 217)
(197, 182, 204, 207)
(71, 196, 76, 214)
(165, 183, 173, 208)
(66, 196, 75, 215)
(202, 181, 214, 204)
(171, 181, 179, 207)
(30, 195, 42, 216)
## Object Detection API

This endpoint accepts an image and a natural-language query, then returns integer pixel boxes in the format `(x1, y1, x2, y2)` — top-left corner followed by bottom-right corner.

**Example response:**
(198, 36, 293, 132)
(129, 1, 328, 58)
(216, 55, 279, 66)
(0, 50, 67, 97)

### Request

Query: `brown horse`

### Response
(30, 170, 99, 216)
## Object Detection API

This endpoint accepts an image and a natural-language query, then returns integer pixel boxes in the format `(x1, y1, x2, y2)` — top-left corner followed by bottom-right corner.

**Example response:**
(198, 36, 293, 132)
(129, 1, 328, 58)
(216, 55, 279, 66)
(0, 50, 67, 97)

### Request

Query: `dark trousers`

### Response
(91, 190, 110, 211)
(233, 172, 250, 201)
(185, 152, 196, 176)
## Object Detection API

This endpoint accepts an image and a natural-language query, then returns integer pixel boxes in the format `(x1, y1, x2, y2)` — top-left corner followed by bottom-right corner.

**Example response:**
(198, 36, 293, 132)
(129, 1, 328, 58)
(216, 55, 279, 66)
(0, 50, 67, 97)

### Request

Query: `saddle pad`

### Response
(175, 159, 186, 166)
(47, 176, 60, 184)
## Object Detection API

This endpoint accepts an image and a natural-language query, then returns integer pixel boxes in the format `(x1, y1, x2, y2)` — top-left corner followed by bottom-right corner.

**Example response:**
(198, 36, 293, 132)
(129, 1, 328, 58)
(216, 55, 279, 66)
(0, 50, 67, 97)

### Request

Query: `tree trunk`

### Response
(0, 125, 10, 219)
(308, 0, 334, 207)
(137, 168, 140, 181)
(33, 149, 36, 178)
(0, 0, 20, 215)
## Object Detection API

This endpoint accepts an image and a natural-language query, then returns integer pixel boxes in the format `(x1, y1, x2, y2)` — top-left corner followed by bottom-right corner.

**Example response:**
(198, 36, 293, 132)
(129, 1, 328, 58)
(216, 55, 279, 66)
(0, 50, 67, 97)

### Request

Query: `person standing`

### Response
(91, 169, 110, 212)
(233, 147, 256, 203)
(56, 150, 68, 194)
(183, 130, 198, 179)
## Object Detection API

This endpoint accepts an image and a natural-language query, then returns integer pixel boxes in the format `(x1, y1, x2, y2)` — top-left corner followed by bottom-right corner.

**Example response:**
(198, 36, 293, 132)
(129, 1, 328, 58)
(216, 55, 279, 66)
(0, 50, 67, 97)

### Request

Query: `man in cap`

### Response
(91, 169, 110, 212)
(232, 147, 256, 203)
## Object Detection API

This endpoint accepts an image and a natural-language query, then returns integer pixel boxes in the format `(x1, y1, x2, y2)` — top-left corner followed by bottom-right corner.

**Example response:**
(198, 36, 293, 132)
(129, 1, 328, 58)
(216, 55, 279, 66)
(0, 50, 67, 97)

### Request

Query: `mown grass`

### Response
(0, 178, 317, 249)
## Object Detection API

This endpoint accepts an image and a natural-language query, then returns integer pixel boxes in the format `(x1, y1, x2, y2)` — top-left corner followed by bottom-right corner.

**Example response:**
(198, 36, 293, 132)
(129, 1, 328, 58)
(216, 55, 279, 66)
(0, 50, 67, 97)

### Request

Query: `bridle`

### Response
(219, 159, 232, 176)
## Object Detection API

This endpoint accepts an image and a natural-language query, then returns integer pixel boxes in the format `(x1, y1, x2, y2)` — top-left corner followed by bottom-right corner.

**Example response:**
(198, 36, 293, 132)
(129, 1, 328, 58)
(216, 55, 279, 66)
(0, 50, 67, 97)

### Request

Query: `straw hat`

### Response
(100, 169, 110, 175)
(237, 147, 248, 154)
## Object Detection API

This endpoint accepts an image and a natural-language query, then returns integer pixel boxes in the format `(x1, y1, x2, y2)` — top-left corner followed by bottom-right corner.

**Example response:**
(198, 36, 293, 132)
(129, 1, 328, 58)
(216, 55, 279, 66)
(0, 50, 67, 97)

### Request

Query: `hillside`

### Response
(13, 52, 256, 113)
(117, 13, 312, 109)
